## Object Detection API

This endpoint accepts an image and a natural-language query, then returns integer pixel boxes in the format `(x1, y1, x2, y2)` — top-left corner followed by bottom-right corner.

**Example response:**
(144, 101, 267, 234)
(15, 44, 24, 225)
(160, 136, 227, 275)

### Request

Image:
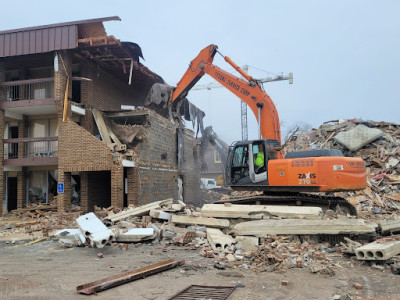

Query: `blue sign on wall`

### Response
(57, 183, 64, 194)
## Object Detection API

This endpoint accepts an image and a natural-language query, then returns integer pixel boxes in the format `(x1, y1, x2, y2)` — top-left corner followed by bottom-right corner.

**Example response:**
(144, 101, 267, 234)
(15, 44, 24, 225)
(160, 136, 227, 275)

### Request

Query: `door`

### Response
(230, 144, 250, 185)
(7, 176, 18, 211)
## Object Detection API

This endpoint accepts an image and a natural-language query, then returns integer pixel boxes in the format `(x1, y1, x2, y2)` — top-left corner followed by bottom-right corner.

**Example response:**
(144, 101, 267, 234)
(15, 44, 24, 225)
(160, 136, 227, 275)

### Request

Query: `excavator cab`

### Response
(226, 139, 280, 188)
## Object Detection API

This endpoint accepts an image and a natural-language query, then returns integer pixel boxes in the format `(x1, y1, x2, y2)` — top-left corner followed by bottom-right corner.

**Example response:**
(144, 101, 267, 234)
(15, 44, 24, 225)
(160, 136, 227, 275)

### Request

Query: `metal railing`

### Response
(1, 78, 54, 101)
(3, 137, 58, 159)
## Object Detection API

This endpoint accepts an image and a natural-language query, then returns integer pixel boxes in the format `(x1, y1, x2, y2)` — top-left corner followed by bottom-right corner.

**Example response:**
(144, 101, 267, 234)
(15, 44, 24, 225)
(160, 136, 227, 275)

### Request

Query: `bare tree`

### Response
(281, 121, 312, 145)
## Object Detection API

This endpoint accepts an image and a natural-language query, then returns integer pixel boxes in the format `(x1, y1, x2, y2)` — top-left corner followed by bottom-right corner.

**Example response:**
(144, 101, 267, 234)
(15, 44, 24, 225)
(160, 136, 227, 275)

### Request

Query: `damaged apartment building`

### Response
(0, 16, 202, 215)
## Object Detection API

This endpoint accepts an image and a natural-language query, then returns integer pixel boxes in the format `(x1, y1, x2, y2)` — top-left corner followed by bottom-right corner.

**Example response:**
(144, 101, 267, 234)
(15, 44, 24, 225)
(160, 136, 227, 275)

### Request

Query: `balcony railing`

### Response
(3, 137, 58, 159)
(1, 78, 54, 101)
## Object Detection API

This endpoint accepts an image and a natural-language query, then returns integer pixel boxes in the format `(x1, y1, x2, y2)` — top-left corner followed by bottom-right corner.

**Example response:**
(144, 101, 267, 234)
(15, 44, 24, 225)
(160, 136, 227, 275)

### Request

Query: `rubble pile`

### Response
(1, 196, 394, 276)
(285, 120, 400, 213)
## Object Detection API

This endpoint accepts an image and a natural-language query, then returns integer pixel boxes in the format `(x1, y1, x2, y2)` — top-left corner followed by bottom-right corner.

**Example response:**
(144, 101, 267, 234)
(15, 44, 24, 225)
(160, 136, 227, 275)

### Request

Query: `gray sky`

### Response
(1, 1, 399, 144)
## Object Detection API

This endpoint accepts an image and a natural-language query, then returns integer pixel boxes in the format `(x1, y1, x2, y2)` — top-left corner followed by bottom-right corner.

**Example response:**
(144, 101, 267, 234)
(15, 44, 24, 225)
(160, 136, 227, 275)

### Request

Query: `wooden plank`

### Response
(77, 259, 184, 295)
(233, 219, 378, 236)
(171, 215, 230, 228)
(201, 204, 322, 220)
(92, 108, 112, 144)
(105, 198, 173, 223)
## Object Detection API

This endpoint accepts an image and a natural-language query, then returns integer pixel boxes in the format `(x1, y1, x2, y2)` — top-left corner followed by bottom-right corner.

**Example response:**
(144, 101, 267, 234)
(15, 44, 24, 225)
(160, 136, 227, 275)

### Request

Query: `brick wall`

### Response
(0, 62, 5, 214)
(126, 110, 200, 206)
(80, 60, 144, 112)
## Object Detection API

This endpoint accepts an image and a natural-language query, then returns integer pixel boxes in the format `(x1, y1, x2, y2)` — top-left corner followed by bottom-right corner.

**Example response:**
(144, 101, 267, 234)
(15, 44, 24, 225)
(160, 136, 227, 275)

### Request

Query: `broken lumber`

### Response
(201, 204, 322, 220)
(105, 198, 173, 223)
(355, 238, 400, 260)
(233, 219, 377, 236)
(77, 259, 184, 295)
(92, 108, 112, 144)
(171, 215, 230, 228)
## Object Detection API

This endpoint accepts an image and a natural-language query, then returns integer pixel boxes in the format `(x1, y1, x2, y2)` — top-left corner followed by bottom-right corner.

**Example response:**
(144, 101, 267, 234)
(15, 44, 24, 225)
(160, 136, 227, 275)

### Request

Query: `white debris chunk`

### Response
(76, 212, 114, 248)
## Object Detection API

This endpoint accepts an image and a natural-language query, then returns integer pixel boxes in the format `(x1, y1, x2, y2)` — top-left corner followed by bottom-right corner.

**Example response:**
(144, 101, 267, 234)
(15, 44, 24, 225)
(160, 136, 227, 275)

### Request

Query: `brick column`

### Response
(18, 116, 27, 158)
(17, 169, 27, 209)
(127, 168, 139, 207)
(0, 61, 5, 214)
(80, 172, 91, 212)
(57, 170, 71, 212)
(111, 164, 124, 209)
(54, 51, 72, 121)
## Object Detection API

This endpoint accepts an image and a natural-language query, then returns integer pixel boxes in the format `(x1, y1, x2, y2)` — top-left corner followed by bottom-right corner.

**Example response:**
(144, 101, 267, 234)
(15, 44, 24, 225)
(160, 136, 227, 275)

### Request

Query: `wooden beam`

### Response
(77, 259, 184, 295)
(92, 108, 112, 144)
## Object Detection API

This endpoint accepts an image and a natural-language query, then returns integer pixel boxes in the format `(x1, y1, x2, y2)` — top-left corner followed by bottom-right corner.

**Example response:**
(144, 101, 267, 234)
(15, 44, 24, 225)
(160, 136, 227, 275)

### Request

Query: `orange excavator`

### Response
(169, 44, 366, 213)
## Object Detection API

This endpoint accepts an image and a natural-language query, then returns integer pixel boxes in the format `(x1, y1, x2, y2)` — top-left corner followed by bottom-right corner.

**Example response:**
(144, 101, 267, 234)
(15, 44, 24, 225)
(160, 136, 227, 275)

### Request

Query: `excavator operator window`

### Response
(231, 145, 249, 184)
(253, 142, 266, 174)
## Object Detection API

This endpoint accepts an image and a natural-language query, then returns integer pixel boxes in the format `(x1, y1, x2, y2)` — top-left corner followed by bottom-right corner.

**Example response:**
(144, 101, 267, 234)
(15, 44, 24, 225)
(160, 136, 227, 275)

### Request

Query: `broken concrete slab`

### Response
(233, 219, 377, 236)
(116, 228, 154, 243)
(355, 238, 400, 260)
(334, 124, 384, 152)
(171, 215, 230, 228)
(380, 219, 400, 234)
(54, 229, 86, 246)
(59, 238, 75, 248)
(149, 209, 172, 221)
(235, 236, 259, 253)
(76, 213, 114, 248)
(206, 228, 236, 250)
(105, 198, 173, 223)
(201, 204, 322, 220)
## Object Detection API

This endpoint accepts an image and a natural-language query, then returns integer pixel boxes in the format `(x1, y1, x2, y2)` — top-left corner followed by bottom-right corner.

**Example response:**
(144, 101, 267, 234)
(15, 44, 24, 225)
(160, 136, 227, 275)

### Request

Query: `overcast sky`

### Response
(1, 1, 399, 144)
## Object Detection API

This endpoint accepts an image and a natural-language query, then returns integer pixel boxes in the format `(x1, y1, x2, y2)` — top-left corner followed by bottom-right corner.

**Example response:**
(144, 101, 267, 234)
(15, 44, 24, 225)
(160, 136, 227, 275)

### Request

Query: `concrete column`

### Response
(80, 172, 91, 212)
(111, 164, 124, 209)
(0, 61, 5, 214)
(17, 168, 27, 209)
(57, 170, 71, 212)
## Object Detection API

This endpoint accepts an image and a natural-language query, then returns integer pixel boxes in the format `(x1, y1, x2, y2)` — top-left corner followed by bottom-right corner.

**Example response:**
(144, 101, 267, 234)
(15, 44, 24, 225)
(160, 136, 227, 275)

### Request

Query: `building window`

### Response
(214, 150, 221, 163)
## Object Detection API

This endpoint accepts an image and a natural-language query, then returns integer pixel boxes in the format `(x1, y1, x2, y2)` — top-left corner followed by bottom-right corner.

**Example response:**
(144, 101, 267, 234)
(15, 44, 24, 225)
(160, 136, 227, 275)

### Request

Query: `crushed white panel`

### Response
(71, 104, 86, 116)
(116, 228, 154, 242)
(55, 229, 86, 245)
(121, 105, 135, 110)
(355, 239, 400, 260)
(76, 213, 114, 248)
(334, 124, 384, 151)
(122, 160, 135, 167)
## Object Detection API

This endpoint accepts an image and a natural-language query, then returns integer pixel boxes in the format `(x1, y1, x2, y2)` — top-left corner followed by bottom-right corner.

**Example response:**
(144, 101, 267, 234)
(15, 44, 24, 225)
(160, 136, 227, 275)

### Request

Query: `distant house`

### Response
(195, 137, 227, 181)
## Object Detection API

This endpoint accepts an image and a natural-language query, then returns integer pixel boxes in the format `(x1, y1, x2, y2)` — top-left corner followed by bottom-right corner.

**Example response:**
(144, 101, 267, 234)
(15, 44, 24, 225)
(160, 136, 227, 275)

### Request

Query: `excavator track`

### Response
(214, 192, 357, 216)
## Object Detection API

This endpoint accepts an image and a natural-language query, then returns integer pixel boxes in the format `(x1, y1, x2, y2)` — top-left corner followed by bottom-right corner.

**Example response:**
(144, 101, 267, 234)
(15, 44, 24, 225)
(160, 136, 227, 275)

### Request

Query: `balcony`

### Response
(0, 78, 56, 117)
(3, 137, 58, 166)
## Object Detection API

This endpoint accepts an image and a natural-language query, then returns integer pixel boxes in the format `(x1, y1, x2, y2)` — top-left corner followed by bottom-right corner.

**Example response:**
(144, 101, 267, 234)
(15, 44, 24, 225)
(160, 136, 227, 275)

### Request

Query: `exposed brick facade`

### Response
(0, 47, 201, 214)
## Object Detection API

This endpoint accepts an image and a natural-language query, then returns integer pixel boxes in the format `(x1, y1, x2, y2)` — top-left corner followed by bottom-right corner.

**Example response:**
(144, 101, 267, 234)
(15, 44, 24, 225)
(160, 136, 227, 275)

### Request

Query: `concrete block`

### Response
(171, 215, 230, 228)
(206, 228, 236, 250)
(59, 238, 75, 248)
(149, 209, 172, 221)
(380, 219, 400, 234)
(355, 239, 400, 260)
(76, 213, 114, 248)
(334, 124, 384, 151)
(116, 228, 154, 243)
(55, 229, 86, 246)
(235, 236, 259, 253)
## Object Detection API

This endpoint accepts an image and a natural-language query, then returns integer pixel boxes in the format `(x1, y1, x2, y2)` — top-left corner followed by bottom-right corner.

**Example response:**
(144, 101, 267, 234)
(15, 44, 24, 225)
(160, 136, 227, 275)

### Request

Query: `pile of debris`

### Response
(48, 198, 400, 276)
(285, 120, 400, 213)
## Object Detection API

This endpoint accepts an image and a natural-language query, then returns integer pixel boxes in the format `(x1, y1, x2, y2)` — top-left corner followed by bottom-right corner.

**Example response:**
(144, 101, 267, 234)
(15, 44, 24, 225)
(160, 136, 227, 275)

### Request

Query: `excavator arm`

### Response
(170, 44, 281, 147)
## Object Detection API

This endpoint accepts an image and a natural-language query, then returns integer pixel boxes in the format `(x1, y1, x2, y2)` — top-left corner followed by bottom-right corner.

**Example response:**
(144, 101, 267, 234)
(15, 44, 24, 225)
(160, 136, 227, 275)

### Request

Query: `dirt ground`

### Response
(0, 239, 399, 300)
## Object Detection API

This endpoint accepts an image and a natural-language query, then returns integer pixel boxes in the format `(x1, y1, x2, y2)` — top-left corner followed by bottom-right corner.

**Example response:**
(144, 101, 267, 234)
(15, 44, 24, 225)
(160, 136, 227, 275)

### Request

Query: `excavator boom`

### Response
(170, 44, 281, 147)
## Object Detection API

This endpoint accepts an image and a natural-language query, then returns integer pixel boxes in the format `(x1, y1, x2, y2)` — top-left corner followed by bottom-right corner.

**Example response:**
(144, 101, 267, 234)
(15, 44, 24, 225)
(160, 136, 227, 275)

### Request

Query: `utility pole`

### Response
(192, 68, 293, 140)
